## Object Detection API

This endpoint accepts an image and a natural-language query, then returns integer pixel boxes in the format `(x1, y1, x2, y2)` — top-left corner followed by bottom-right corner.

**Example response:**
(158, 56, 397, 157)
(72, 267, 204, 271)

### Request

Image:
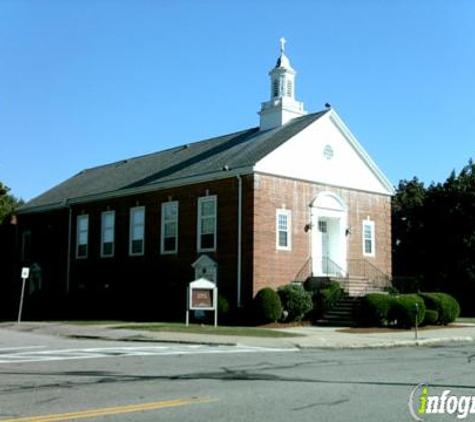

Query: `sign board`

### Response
(186, 277, 218, 326)
(21, 267, 30, 279)
(191, 288, 214, 309)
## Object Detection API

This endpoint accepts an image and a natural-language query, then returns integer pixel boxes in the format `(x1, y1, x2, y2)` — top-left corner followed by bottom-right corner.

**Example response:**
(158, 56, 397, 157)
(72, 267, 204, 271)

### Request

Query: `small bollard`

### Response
(414, 303, 419, 342)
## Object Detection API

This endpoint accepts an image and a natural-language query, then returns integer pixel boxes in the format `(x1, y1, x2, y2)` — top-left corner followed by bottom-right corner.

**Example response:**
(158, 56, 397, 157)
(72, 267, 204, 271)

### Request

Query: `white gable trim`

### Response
(328, 110, 394, 195)
(253, 109, 394, 196)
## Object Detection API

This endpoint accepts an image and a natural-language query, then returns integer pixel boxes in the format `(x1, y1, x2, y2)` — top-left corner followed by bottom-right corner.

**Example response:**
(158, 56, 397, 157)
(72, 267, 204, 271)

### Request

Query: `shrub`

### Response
(218, 295, 230, 321)
(389, 294, 426, 328)
(419, 293, 461, 325)
(277, 284, 313, 322)
(359, 294, 394, 327)
(313, 281, 344, 317)
(253, 287, 282, 324)
(423, 309, 439, 326)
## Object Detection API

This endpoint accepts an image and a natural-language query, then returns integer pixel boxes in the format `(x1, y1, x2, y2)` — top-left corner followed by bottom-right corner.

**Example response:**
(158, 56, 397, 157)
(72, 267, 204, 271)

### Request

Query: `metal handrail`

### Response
(294, 257, 313, 283)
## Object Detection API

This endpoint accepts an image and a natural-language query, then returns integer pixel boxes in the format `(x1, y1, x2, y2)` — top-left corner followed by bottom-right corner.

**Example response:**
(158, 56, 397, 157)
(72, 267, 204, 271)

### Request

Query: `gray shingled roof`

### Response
(22, 111, 327, 211)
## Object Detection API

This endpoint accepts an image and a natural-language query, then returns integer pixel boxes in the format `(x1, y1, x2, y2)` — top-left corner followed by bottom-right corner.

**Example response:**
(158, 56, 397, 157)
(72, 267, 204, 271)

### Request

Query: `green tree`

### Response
(0, 182, 23, 225)
(392, 161, 475, 314)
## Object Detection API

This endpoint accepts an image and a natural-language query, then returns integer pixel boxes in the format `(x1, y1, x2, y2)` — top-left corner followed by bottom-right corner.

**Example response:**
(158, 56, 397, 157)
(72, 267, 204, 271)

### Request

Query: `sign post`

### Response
(186, 278, 218, 327)
(18, 267, 30, 324)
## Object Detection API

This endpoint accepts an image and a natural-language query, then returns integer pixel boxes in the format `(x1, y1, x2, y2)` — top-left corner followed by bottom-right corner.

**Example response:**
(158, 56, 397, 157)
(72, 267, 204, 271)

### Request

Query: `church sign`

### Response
(191, 288, 214, 309)
(186, 278, 218, 326)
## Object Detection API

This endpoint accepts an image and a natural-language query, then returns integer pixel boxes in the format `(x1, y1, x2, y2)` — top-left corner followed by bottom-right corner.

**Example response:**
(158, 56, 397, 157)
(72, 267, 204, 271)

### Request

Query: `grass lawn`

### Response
(111, 323, 304, 338)
(456, 317, 475, 324)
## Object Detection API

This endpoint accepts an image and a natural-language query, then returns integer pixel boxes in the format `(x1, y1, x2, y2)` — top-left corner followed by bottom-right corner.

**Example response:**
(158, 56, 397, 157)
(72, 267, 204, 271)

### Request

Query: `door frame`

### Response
(310, 192, 348, 277)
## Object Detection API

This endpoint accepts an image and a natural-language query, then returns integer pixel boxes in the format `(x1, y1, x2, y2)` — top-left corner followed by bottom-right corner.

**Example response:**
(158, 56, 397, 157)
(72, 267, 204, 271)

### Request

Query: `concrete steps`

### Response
(317, 297, 362, 327)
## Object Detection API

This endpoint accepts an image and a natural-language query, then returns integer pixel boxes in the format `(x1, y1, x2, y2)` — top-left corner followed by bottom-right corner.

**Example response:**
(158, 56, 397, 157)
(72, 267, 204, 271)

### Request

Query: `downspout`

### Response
(66, 202, 72, 294)
(237, 175, 242, 308)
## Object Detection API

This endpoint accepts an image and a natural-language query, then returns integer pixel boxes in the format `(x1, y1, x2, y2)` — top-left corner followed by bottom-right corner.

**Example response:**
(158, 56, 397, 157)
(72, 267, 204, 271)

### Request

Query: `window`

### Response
(76, 215, 89, 258)
(286, 80, 292, 97)
(161, 201, 178, 254)
(273, 80, 279, 98)
(363, 220, 375, 257)
(129, 207, 145, 256)
(197, 196, 217, 251)
(276, 209, 291, 250)
(323, 144, 334, 160)
(101, 211, 115, 258)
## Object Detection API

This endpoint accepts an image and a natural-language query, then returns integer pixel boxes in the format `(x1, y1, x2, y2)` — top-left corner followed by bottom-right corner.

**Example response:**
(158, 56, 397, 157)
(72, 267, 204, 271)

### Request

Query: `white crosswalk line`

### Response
(0, 345, 295, 364)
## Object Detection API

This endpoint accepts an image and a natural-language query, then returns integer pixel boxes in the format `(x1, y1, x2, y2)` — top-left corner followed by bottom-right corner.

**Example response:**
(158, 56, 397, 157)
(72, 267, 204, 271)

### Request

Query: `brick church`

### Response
(13, 40, 394, 319)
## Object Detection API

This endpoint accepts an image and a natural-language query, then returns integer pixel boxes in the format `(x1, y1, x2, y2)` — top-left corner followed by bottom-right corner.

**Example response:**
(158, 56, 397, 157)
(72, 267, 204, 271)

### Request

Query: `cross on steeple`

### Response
(280, 37, 286, 54)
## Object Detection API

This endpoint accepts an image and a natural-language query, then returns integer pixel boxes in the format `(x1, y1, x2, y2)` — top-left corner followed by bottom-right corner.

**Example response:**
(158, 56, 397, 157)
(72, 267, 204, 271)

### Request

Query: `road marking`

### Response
(0, 346, 46, 352)
(0, 345, 296, 364)
(0, 396, 217, 422)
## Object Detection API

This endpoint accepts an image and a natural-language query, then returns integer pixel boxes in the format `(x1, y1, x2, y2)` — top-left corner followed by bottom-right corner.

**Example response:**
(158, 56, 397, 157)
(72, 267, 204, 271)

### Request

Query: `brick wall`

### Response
(252, 173, 392, 296)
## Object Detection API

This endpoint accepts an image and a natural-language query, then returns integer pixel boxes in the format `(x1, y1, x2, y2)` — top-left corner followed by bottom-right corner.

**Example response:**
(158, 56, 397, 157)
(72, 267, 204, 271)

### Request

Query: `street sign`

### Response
(18, 267, 30, 324)
(21, 267, 30, 279)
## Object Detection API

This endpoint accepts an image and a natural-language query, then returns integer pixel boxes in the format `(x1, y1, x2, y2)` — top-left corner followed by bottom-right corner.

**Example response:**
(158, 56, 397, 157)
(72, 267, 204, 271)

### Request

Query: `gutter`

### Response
(66, 203, 72, 294)
(237, 175, 242, 308)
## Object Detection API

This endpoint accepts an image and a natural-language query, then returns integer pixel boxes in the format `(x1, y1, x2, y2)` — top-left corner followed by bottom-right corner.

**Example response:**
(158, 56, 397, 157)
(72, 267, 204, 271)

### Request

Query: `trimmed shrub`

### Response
(218, 295, 231, 321)
(423, 309, 439, 326)
(419, 293, 461, 325)
(359, 294, 394, 327)
(313, 281, 344, 317)
(277, 284, 313, 322)
(253, 287, 282, 324)
(389, 294, 426, 328)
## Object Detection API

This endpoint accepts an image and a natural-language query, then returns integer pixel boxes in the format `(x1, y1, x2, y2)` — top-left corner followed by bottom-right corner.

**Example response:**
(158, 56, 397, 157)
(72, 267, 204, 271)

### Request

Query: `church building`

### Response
(14, 40, 394, 319)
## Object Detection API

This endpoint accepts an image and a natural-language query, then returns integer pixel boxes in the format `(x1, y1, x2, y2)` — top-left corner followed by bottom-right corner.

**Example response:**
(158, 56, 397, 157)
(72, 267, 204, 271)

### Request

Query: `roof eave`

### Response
(17, 166, 255, 214)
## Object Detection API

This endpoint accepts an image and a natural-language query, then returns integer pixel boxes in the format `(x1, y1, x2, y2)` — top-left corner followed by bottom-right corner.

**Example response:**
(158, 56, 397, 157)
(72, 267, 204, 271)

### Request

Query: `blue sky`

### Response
(1, 0, 474, 201)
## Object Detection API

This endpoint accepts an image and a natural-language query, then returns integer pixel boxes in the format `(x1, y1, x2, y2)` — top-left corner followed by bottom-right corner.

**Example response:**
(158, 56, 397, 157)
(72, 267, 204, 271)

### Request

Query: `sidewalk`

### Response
(1, 321, 474, 350)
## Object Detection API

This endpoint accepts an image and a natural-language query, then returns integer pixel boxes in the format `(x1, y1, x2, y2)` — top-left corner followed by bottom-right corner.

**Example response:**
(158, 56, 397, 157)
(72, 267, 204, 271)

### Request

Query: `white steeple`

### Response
(259, 38, 307, 131)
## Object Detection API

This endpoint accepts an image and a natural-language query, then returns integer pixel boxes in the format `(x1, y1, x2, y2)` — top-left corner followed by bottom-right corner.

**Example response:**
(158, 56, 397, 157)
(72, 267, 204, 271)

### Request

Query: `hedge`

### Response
(277, 284, 313, 322)
(423, 309, 439, 325)
(389, 294, 425, 329)
(253, 287, 282, 323)
(419, 293, 460, 325)
(359, 294, 393, 327)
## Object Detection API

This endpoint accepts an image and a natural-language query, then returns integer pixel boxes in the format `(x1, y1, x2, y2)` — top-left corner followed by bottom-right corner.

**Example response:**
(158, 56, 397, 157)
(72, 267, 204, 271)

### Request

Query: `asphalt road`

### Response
(0, 330, 474, 422)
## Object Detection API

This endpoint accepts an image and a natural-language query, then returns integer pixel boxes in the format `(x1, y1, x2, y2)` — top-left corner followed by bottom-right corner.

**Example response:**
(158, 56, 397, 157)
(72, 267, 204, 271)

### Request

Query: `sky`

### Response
(1, 0, 474, 202)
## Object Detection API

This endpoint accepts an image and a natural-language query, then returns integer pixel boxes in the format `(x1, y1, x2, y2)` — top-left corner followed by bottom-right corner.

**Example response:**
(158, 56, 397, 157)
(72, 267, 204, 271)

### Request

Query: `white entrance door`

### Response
(311, 192, 348, 277)
(319, 220, 330, 274)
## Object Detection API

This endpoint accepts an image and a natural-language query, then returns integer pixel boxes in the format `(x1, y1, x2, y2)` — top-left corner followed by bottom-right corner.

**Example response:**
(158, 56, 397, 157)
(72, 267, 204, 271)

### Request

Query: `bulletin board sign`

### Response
(186, 278, 218, 326)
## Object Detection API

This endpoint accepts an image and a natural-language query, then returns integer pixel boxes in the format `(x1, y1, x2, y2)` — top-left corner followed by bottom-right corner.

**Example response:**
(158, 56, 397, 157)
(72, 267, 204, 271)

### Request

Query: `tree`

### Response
(0, 182, 23, 225)
(392, 161, 475, 314)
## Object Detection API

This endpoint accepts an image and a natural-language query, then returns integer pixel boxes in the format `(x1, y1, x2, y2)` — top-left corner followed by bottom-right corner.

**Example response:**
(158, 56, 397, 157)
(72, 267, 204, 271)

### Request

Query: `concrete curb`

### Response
(296, 336, 475, 350)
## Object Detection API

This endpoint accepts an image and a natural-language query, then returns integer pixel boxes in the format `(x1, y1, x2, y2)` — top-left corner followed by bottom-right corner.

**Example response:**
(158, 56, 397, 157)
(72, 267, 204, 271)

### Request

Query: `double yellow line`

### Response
(0, 397, 217, 422)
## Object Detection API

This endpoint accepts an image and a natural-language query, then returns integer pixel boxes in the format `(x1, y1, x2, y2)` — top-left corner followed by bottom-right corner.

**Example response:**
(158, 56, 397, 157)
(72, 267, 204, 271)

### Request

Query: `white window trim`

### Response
(362, 219, 376, 257)
(161, 201, 179, 254)
(76, 214, 89, 259)
(276, 209, 292, 251)
(129, 206, 145, 256)
(101, 210, 115, 258)
(197, 195, 217, 252)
